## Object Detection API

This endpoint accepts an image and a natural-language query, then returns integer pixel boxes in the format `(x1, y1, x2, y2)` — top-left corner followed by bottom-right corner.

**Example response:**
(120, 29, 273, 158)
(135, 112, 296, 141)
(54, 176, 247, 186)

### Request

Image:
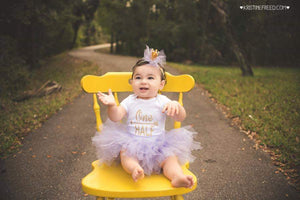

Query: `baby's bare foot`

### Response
(132, 167, 144, 182)
(171, 175, 194, 188)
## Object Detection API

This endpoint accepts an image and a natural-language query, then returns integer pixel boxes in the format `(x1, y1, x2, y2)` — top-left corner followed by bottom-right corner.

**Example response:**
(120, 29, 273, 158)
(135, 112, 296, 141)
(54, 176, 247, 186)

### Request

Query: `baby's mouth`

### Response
(140, 87, 149, 91)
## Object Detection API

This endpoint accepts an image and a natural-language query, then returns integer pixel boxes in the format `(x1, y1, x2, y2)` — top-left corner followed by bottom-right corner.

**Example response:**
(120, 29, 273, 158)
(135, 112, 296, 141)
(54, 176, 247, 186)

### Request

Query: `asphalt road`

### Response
(0, 44, 298, 200)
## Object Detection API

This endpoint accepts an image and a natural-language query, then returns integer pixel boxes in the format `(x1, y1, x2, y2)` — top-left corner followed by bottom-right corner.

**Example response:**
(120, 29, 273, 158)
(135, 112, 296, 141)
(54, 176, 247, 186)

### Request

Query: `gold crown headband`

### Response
(151, 49, 159, 60)
(143, 45, 166, 68)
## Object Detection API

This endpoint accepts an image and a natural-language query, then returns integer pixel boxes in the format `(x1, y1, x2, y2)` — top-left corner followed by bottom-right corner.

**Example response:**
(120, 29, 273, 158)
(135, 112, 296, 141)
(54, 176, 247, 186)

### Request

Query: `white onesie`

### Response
(120, 94, 171, 137)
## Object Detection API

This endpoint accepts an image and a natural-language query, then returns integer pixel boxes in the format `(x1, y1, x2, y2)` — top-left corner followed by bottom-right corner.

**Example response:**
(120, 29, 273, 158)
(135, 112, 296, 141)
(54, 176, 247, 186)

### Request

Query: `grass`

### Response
(169, 63, 300, 171)
(0, 53, 100, 159)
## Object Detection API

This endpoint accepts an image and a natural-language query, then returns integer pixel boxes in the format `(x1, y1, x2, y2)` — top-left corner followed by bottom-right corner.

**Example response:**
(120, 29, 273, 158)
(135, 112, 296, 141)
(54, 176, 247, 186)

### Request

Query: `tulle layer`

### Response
(92, 120, 201, 175)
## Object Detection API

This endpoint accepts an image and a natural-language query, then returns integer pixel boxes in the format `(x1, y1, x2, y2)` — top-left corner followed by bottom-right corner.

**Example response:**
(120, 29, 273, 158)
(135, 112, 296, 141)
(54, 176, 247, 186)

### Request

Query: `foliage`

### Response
(170, 62, 300, 169)
(0, 36, 30, 95)
(97, 0, 299, 67)
(78, 20, 109, 46)
(0, 1, 103, 107)
(0, 0, 100, 69)
(0, 53, 100, 159)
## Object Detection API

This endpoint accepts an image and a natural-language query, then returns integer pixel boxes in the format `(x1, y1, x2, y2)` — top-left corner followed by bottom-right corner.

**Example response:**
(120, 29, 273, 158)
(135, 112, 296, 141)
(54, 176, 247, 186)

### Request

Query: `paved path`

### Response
(0, 44, 298, 199)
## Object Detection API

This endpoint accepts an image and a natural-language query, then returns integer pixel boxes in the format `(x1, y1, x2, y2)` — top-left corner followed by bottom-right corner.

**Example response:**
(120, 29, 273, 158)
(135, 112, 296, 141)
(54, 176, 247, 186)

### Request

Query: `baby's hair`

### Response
(131, 59, 167, 82)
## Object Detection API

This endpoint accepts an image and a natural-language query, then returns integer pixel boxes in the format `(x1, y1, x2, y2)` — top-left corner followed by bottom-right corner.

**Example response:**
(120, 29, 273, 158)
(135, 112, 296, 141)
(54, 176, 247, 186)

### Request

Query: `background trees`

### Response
(0, 0, 100, 67)
(1, 0, 298, 86)
(0, 0, 101, 95)
(98, 0, 299, 70)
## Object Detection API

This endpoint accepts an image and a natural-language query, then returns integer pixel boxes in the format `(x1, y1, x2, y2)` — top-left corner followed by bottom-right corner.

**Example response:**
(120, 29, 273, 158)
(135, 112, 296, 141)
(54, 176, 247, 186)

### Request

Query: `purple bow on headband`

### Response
(143, 45, 166, 67)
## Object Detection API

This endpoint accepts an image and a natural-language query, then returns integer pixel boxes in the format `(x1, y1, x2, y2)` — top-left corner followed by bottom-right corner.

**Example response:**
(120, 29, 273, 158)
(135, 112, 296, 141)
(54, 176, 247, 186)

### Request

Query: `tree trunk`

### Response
(14, 81, 62, 102)
(211, 1, 253, 76)
(29, 18, 39, 69)
(71, 21, 81, 49)
(199, 0, 211, 63)
(110, 32, 115, 54)
(225, 24, 254, 76)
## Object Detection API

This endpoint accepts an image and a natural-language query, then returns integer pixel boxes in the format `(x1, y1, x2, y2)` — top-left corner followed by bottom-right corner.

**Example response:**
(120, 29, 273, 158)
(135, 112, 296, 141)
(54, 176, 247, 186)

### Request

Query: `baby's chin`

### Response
(136, 94, 157, 100)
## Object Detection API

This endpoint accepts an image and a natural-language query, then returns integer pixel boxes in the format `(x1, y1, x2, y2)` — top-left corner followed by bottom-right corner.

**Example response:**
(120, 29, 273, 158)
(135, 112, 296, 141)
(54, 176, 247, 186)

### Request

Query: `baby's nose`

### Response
(141, 78, 147, 83)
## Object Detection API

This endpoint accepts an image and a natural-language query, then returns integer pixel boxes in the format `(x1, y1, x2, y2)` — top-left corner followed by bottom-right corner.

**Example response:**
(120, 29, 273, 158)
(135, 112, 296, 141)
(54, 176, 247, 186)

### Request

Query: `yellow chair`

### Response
(81, 72, 197, 200)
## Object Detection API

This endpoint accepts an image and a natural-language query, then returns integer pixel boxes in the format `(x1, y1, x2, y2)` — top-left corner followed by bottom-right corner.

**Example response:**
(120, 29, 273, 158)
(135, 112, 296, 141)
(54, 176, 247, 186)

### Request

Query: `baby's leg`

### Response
(161, 156, 194, 188)
(120, 150, 144, 182)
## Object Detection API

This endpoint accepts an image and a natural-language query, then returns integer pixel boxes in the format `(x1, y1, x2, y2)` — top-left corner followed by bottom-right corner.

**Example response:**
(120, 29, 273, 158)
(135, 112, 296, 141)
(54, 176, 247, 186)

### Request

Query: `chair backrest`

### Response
(81, 72, 195, 131)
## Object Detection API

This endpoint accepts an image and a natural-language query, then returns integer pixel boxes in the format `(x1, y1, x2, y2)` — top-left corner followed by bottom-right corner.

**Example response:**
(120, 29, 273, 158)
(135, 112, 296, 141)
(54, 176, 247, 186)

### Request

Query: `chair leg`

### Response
(170, 195, 184, 200)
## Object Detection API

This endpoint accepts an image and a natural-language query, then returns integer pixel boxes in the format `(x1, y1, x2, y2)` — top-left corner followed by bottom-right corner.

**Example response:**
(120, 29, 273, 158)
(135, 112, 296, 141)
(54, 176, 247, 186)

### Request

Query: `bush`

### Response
(0, 36, 30, 97)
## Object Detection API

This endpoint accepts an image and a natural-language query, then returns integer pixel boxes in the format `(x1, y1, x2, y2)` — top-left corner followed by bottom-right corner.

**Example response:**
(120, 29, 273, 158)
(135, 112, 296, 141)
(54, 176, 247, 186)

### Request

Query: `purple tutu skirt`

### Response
(92, 120, 201, 175)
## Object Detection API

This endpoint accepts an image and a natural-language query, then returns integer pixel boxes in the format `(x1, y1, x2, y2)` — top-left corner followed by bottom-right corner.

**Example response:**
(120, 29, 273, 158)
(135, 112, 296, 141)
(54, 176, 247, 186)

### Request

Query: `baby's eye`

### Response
(148, 76, 154, 80)
(134, 76, 141, 80)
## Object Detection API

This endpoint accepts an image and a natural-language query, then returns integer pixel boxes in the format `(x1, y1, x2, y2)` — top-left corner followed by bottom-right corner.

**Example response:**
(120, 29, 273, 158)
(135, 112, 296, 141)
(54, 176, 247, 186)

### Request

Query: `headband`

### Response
(143, 45, 166, 68)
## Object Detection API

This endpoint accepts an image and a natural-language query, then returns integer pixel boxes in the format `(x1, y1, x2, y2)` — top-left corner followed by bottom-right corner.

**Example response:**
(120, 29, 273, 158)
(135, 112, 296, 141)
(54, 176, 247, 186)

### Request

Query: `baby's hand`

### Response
(162, 101, 181, 117)
(97, 89, 116, 106)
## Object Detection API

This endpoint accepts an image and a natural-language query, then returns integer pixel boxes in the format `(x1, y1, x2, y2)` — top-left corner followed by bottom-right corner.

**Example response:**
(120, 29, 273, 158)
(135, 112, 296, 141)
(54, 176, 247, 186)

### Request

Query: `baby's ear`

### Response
(159, 80, 166, 90)
(128, 79, 132, 85)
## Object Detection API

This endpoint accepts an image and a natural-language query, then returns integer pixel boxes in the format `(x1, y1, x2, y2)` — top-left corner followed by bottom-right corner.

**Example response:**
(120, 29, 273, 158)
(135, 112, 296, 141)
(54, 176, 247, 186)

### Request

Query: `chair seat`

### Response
(82, 160, 197, 198)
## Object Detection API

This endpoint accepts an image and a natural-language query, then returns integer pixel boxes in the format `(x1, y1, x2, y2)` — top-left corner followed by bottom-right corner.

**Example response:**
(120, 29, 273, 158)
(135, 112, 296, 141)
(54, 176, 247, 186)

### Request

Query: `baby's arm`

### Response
(162, 101, 186, 122)
(97, 89, 126, 122)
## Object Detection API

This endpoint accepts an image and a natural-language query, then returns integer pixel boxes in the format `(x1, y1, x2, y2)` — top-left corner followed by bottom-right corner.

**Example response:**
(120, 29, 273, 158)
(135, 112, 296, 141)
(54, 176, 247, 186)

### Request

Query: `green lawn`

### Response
(170, 63, 300, 170)
(0, 53, 100, 158)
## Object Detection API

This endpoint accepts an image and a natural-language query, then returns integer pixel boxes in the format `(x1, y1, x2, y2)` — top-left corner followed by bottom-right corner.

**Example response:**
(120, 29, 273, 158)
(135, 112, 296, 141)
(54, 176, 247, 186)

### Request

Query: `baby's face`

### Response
(131, 65, 165, 99)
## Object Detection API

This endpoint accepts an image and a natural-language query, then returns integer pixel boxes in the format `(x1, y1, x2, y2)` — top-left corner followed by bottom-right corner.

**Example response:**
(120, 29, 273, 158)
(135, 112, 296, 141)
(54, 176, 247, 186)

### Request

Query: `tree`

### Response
(96, 0, 299, 68)
(71, 0, 100, 48)
(0, 0, 100, 69)
(211, 0, 253, 76)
